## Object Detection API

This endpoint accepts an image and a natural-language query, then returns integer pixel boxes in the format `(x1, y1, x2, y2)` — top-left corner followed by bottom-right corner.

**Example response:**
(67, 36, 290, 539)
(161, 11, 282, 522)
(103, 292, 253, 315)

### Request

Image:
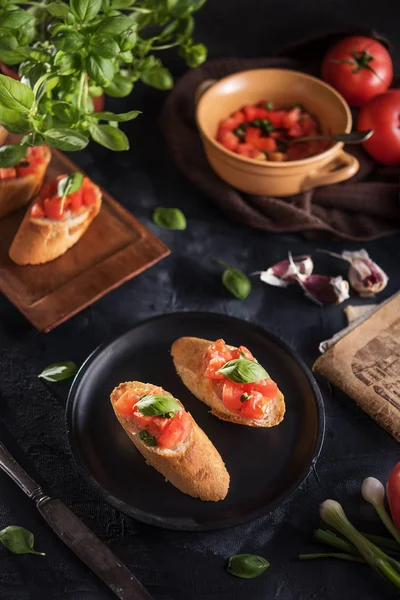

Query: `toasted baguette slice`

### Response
(0, 146, 51, 219)
(110, 381, 229, 501)
(171, 337, 286, 428)
(9, 183, 102, 265)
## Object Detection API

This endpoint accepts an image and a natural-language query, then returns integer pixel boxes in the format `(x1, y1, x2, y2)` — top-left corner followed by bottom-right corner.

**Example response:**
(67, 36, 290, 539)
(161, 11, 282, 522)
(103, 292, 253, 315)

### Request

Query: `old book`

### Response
(314, 292, 400, 441)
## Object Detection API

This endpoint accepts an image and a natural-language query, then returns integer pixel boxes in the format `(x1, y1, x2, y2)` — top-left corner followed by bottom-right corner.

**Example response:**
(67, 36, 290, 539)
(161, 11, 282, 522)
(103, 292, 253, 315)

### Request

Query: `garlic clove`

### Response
(257, 255, 313, 288)
(302, 274, 350, 305)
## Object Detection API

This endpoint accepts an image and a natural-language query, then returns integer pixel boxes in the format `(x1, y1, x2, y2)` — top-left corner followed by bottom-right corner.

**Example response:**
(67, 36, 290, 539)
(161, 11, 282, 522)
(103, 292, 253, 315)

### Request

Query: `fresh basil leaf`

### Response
(89, 34, 119, 59)
(119, 49, 133, 62)
(152, 207, 186, 230)
(226, 554, 270, 579)
(0, 33, 18, 51)
(221, 264, 251, 300)
(89, 123, 129, 150)
(86, 56, 114, 87)
(0, 10, 34, 30)
(45, 2, 70, 18)
(111, 0, 136, 7)
(20, 63, 47, 88)
(20, 132, 44, 147)
(38, 361, 78, 382)
(119, 30, 137, 51)
(0, 106, 30, 134)
(53, 30, 85, 52)
(138, 430, 157, 447)
(0, 48, 30, 65)
(180, 42, 207, 67)
(0, 527, 45, 556)
(57, 172, 84, 200)
(136, 394, 181, 417)
(167, 0, 206, 18)
(92, 109, 140, 122)
(103, 73, 133, 97)
(44, 128, 89, 151)
(54, 51, 79, 76)
(88, 84, 103, 98)
(218, 358, 269, 384)
(0, 143, 27, 167)
(52, 101, 80, 124)
(71, 0, 101, 20)
(94, 15, 134, 34)
(141, 66, 173, 90)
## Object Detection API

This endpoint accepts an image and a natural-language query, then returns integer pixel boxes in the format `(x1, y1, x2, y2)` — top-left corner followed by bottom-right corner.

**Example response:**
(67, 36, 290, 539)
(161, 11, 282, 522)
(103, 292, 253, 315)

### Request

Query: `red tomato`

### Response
(299, 114, 318, 136)
(321, 36, 393, 107)
(240, 392, 268, 420)
(218, 130, 239, 152)
(254, 107, 268, 120)
(44, 196, 64, 220)
(255, 138, 277, 152)
(230, 345, 254, 360)
(287, 124, 303, 138)
(31, 201, 45, 219)
(82, 187, 98, 206)
(157, 411, 192, 449)
(40, 179, 58, 201)
(67, 189, 83, 212)
(267, 110, 286, 128)
(219, 117, 239, 132)
(282, 107, 301, 128)
(222, 381, 245, 413)
(357, 90, 400, 166)
(17, 146, 47, 177)
(248, 378, 278, 399)
(243, 105, 259, 121)
(387, 462, 400, 531)
(231, 111, 245, 125)
(114, 391, 140, 417)
(244, 127, 261, 145)
(0, 167, 16, 180)
(205, 356, 227, 380)
(237, 143, 258, 158)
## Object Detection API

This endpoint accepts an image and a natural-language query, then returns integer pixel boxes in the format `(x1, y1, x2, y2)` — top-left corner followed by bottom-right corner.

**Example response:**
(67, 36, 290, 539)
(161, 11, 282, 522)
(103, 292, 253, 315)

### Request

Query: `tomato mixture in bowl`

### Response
(216, 101, 332, 161)
(205, 339, 280, 420)
(31, 175, 99, 220)
(114, 387, 192, 450)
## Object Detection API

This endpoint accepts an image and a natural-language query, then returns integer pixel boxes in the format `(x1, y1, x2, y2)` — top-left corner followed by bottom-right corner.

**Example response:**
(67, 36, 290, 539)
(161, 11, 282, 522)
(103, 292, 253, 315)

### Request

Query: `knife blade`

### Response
(0, 441, 153, 600)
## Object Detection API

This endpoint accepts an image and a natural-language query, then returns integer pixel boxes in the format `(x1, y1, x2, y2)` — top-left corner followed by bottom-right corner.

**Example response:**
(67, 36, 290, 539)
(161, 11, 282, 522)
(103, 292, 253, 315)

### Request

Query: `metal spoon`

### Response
(291, 129, 373, 145)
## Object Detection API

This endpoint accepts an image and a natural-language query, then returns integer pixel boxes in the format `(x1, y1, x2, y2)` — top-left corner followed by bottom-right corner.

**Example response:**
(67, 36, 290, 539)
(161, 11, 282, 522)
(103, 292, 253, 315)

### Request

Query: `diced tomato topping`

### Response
(243, 105, 259, 121)
(222, 381, 246, 413)
(157, 411, 192, 449)
(40, 179, 58, 201)
(219, 117, 239, 132)
(236, 143, 255, 157)
(44, 196, 64, 220)
(255, 137, 277, 152)
(82, 186, 97, 206)
(255, 107, 268, 119)
(66, 189, 83, 212)
(240, 392, 269, 420)
(267, 110, 286, 128)
(0, 167, 17, 180)
(31, 201, 45, 219)
(218, 130, 239, 152)
(247, 378, 279, 398)
(114, 391, 140, 417)
(230, 345, 254, 360)
(205, 356, 227, 380)
(17, 146, 47, 177)
(282, 107, 302, 128)
(208, 339, 233, 362)
(231, 111, 245, 125)
(244, 127, 261, 144)
(287, 124, 303, 138)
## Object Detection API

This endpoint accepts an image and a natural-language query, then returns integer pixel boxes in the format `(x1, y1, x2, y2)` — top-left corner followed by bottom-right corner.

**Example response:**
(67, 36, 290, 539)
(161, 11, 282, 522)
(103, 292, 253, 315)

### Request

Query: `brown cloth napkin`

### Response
(161, 31, 400, 241)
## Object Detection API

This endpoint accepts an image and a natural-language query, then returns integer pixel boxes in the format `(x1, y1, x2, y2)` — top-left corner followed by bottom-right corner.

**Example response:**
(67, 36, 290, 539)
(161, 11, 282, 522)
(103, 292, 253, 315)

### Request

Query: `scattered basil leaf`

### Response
(138, 430, 157, 447)
(0, 527, 45, 556)
(226, 554, 270, 579)
(0, 75, 34, 113)
(152, 207, 186, 230)
(103, 73, 133, 98)
(0, 144, 27, 168)
(141, 66, 173, 90)
(221, 263, 251, 300)
(92, 110, 141, 122)
(136, 395, 181, 417)
(57, 172, 84, 199)
(44, 129, 89, 151)
(218, 358, 269, 384)
(89, 124, 129, 151)
(70, 0, 101, 21)
(38, 361, 78, 382)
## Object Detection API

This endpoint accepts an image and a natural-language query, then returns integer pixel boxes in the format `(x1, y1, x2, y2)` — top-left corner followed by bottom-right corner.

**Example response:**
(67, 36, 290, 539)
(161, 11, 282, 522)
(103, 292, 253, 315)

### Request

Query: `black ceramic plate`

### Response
(67, 312, 325, 531)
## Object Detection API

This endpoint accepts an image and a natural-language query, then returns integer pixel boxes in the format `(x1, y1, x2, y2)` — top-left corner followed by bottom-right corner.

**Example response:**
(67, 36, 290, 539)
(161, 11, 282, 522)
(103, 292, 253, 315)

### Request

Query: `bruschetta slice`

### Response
(9, 173, 102, 265)
(171, 337, 286, 428)
(110, 381, 230, 501)
(0, 145, 51, 219)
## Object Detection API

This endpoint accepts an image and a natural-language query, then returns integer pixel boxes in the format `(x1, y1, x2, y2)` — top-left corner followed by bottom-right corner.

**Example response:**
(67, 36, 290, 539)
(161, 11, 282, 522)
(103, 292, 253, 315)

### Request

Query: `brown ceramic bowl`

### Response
(195, 69, 359, 197)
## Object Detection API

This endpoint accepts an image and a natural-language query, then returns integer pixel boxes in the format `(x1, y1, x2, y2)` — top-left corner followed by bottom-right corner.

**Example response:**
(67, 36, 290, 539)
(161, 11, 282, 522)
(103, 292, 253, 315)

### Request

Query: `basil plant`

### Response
(0, 0, 207, 165)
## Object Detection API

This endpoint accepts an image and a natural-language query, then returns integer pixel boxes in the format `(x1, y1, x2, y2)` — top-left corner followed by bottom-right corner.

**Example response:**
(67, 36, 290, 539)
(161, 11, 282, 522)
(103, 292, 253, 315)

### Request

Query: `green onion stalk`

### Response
(361, 477, 400, 546)
(320, 500, 400, 589)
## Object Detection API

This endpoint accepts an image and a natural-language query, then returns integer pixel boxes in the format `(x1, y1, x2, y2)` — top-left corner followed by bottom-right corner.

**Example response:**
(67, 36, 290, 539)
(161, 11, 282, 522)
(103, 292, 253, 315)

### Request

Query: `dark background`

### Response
(1, 1, 400, 598)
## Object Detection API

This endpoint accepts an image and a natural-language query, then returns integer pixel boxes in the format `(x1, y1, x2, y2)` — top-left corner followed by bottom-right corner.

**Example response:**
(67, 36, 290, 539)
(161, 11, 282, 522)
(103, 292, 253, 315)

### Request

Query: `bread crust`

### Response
(0, 146, 51, 219)
(9, 183, 102, 265)
(171, 337, 286, 428)
(110, 381, 230, 502)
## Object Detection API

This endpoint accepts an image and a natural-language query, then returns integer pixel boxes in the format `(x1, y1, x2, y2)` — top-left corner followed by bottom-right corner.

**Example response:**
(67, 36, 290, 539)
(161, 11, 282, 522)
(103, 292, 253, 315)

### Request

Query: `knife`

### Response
(0, 441, 154, 600)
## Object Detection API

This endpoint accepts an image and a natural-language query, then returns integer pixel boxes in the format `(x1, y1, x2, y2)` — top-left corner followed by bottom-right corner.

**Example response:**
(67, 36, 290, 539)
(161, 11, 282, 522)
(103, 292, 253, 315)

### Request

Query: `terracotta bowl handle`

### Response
(195, 79, 217, 106)
(302, 150, 359, 192)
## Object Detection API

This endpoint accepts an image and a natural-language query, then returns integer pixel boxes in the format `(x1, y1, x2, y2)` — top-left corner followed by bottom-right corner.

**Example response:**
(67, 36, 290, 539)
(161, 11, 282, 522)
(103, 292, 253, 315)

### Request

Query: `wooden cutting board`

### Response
(0, 148, 170, 332)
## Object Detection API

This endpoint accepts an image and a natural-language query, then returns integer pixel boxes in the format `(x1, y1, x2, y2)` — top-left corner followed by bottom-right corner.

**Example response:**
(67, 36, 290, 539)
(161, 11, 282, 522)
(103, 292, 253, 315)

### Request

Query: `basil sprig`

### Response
(38, 361, 78, 382)
(218, 358, 269, 384)
(0, 0, 208, 165)
(136, 395, 181, 417)
(138, 430, 157, 447)
(226, 554, 270, 579)
(58, 172, 84, 199)
(0, 526, 45, 556)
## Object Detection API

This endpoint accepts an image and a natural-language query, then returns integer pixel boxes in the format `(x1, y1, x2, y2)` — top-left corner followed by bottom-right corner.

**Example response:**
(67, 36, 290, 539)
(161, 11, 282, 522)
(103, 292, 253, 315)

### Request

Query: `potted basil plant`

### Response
(0, 0, 207, 166)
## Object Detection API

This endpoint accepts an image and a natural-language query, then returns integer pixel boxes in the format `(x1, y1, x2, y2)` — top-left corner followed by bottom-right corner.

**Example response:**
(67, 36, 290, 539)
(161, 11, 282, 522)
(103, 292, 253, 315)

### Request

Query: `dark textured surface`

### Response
(1, 2, 400, 598)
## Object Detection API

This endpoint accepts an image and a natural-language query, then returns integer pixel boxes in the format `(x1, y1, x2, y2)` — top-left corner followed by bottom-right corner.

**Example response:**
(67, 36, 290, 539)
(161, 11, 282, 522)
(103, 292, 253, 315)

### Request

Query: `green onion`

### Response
(361, 478, 400, 546)
(312, 528, 358, 555)
(363, 534, 400, 555)
(299, 553, 364, 563)
(320, 500, 400, 588)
